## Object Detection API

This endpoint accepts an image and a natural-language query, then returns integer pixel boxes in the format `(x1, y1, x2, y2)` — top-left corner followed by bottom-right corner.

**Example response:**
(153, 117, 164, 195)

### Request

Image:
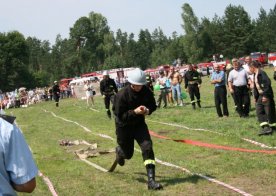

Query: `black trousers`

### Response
(188, 84, 200, 105)
(233, 85, 250, 117)
(256, 95, 276, 125)
(53, 94, 59, 103)
(214, 85, 229, 117)
(104, 94, 114, 110)
(116, 123, 155, 161)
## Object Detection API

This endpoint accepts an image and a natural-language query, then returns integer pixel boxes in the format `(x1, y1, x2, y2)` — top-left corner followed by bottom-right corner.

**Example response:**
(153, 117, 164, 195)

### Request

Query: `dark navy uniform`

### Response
(145, 75, 153, 92)
(112, 85, 157, 165)
(52, 84, 60, 107)
(253, 69, 276, 133)
(184, 69, 202, 109)
(100, 77, 118, 118)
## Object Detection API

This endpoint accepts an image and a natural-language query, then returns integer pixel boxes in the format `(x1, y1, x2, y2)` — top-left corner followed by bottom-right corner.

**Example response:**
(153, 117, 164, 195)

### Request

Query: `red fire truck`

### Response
(250, 52, 267, 64)
(268, 52, 276, 65)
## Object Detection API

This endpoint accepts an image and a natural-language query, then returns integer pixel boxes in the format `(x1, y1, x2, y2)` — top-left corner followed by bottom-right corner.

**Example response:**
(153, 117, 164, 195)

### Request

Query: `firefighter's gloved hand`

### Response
(198, 84, 201, 88)
(102, 95, 105, 98)
(134, 105, 148, 115)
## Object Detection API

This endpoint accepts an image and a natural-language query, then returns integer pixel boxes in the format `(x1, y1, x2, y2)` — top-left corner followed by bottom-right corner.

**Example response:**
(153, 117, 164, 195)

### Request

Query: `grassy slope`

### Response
(10, 67, 276, 196)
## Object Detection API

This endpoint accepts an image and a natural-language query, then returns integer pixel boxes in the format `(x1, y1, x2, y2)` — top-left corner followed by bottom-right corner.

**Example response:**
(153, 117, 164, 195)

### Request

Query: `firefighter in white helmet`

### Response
(100, 71, 118, 119)
(52, 81, 60, 107)
(112, 68, 163, 190)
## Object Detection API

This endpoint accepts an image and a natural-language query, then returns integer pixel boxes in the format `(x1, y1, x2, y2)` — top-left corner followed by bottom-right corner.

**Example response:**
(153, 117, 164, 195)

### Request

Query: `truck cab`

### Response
(268, 52, 276, 65)
(250, 52, 267, 64)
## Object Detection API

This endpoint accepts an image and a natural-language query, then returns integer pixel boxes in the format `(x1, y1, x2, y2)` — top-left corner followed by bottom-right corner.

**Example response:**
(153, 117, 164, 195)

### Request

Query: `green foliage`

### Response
(181, 3, 203, 63)
(222, 5, 254, 58)
(253, 6, 276, 52)
(104, 54, 126, 69)
(33, 70, 51, 87)
(0, 31, 32, 91)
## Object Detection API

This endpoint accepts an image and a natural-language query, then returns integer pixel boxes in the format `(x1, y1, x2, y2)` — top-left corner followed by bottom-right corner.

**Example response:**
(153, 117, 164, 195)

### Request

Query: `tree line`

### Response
(0, 3, 275, 91)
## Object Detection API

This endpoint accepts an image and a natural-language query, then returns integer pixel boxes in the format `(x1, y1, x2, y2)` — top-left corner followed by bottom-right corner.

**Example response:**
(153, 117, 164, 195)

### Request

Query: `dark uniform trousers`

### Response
(233, 85, 250, 117)
(188, 83, 200, 105)
(116, 122, 154, 161)
(52, 84, 60, 107)
(104, 93, 115, 111)
(256, 95, 276, 125)
(214, 85, 229, 117)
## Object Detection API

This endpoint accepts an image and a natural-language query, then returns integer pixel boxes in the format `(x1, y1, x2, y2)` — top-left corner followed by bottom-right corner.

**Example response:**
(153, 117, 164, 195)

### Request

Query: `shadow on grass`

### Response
(200, 105, 215, 109)
(135, 172, 213, 187)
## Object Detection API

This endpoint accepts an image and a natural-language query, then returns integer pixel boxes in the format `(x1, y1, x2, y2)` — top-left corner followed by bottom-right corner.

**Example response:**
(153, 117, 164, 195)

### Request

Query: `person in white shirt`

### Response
(156, 69, 168, 108)
(228, 58, 250, 118)
(83, 80, 94, 107)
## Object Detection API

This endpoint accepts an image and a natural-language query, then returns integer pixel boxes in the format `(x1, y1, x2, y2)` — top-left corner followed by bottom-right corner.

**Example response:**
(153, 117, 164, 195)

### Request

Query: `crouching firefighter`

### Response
(100, 71, 118, 119)
(249, 61, 276, 136)
(184, 64, 202, 109)
(112, 68, 163, 190)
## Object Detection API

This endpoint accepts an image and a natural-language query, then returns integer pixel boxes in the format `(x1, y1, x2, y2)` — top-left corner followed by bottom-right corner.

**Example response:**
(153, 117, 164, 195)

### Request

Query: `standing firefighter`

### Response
(249, 61, 275, 136)
(112, 68, 163, 190)
(184, 64, 202, 109)
(52, 81, 60, 107)
(100, 71, 118, 119)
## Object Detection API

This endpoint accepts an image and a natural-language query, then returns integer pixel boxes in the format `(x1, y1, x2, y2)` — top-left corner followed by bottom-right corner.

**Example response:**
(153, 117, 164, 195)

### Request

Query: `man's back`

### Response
(0, 116, 38, 195)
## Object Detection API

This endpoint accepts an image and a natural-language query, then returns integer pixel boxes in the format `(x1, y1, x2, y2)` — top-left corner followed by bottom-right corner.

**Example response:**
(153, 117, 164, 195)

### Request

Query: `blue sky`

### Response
(1, 0, 275, 45)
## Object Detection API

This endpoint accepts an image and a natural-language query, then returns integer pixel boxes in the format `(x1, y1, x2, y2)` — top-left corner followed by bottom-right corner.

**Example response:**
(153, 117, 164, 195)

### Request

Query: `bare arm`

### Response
(12, 178, 36, 193)
(228, 81, 234, 93)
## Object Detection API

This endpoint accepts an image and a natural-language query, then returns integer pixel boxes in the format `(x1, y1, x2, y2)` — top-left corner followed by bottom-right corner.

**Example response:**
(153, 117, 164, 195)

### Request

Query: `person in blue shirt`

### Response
(0, 114, 38, 195)
(211, 64, 229, 117)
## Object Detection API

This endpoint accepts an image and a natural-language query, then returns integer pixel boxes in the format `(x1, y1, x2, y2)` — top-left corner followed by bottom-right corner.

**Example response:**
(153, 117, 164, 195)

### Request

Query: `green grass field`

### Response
(9, 67, 276, 196)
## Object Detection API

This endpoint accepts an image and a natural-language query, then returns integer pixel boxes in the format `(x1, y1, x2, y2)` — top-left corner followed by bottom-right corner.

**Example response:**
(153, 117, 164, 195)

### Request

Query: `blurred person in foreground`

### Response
(249, 61, 275, 136)
(112, 68, 163, 190)
(0, 114, 38, 195)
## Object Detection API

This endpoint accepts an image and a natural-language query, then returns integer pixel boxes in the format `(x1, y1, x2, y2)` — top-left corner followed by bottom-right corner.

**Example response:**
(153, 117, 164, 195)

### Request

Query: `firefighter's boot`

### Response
(107, 110, 111, 119)
(270, 126, 276, 133)
(197, 101, 201, 108)
(116, 146, 125, 166)
(258, 125, 273, 136)
(56, 102, 59, 107)
(192, 103, 196, 110)
(146, 164, 163, 190)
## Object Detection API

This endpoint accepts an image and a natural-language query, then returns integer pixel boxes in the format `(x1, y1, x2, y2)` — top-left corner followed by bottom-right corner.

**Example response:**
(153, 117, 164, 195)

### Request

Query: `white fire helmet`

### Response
(127, 68, 147, 85)
(102, 71, 109, 76)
